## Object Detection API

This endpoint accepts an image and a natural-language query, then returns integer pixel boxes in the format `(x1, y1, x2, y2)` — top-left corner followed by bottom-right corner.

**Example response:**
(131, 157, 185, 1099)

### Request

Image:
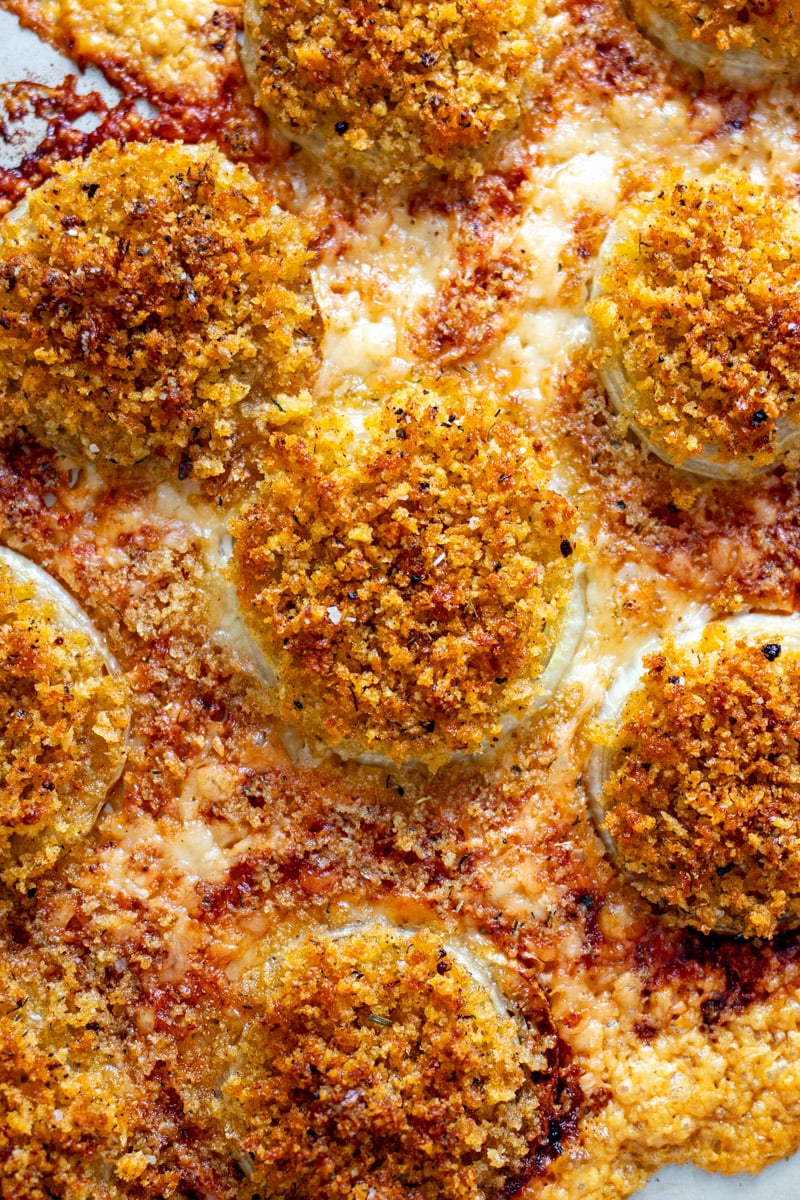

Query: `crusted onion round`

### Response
(0, 140, 321, 476)
(0, 546, 129, 889)
(587, 612, 800, 938)
(588, 169, 800, 479)
(219, 920, 559, 1200)
(231, 377, 583, 770)
(242, 0, 545, 184)
(626, 0, 800, 84)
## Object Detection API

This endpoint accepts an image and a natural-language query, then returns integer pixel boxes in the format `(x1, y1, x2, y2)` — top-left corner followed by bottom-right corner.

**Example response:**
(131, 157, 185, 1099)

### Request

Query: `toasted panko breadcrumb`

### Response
(223, 924, 557, 1200)
(0, 955, 140, 1198)
(0, 140, 321, 476)
(596, 628, 800, 938)
(588, 170, 800, 474)
(232, 378, 578, 769)
(242, 0, 543, 183)
(0, 557, 129, 889)
(627, 0, 800, 71)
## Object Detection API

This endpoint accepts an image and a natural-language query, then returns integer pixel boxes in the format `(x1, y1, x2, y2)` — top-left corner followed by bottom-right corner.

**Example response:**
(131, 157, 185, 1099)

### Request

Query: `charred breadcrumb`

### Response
(0, 139, 321, 476)
(587, 170, 800, 474)
(0, 556, 128, 890)
(219, 924, 557, 1200)
(594, 628, 800, 938)
(627, 0, 800, 75)
(232, 378, 578, 769)
(242, 0, 543, 183)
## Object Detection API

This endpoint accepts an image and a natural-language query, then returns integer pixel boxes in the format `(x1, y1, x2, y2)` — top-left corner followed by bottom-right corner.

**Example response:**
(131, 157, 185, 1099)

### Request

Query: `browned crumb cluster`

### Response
(627, 0, 800, 67)
(0, 558, 128, 889)
(0, 139, 321, 476)
(587, 170, 800, 472)
(0, 943, 141, 1198)
(595, 628, 800, 938)
(232, 378, 578, 768)
(242, 0, 543, 183)
(222, 923, 557, 1200)
(408, 174, 530, 363)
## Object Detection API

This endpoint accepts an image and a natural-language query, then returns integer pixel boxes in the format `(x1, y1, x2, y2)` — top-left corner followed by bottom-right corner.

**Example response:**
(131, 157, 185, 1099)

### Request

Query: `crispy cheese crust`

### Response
(0, 140, 321, 476)
(588, 170, 800, 473)
(596, 630, 800, 938)
(232, 379, 578, 768)
(242, 0, 543, 183)
(221, 924, 557, 1200)
(0, 560, 128, 890)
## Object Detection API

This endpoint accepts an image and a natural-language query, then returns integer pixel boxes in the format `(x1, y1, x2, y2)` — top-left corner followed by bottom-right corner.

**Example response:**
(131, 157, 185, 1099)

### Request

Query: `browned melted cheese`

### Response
(1, 1, 800, 1199)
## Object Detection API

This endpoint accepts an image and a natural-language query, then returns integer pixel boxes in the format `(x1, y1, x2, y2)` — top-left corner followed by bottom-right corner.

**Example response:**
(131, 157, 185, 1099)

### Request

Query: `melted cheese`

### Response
(2, 2, 800, 1199)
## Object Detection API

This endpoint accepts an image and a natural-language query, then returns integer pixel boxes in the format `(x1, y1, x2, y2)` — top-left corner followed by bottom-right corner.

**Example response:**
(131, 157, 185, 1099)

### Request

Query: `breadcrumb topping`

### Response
(232, 378, 578, 768)
(242, 0, 543, 183)
(224, 924, 557, 1199)
(628, 0, 800, 66)
(0, 950, 140, 1198)
(0, 558, 128, 889)
(588, 170, 800, 473)
(0, 139, 321, 476)
(595, 627, 800, 938)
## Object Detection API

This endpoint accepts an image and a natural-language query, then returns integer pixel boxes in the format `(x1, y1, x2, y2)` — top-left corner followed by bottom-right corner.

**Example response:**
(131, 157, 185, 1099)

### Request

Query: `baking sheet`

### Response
(0, 5, 797, 1197)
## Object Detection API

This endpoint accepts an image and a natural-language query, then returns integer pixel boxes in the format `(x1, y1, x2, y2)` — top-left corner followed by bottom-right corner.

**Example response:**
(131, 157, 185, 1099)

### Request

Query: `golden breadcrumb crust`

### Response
(5, 3, 800, 1198)
(0, 946, 140, 1200)
(0, 139, 321, 476)
(588, 170, 800, 471)
(0, 560, 128, 890)
(628, 0, 800, 63)
(232, 379, 578, 768)
(596, 629, 800, 938)
(221, 924, 557, 1200)
(242, 0, 543, 183)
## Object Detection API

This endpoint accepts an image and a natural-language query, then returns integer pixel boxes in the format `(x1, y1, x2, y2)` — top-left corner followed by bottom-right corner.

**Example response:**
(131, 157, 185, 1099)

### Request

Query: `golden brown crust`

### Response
(0, 139, 321, 476)
(0, 557, 128, 890)
(242, 0, 543, 183)
(220, 923, 557, 1200)
(595, 627, 800, 938)
(588, 170, 800, 473)
(0, 895, 152, 1200)
(6, 1, 800, 1196)
(232, 378, 578, 768)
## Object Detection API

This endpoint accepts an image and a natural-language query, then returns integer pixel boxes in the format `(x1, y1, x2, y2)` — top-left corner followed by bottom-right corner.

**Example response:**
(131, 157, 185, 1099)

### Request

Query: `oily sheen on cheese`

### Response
(1, 1, 800, 1200)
